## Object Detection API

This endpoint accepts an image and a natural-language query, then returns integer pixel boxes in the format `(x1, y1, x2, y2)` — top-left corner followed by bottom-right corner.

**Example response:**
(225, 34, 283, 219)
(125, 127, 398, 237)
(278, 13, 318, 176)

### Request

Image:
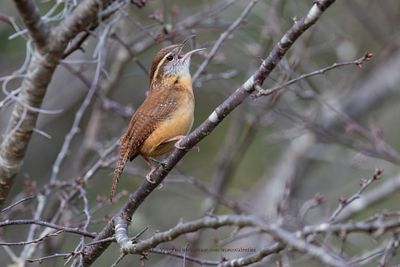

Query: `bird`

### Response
(110, 42, 204, 201)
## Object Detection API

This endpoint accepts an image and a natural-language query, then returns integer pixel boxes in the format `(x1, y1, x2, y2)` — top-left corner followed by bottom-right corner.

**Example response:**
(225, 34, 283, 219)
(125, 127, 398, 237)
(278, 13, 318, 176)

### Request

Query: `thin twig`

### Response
(0, 230, 63, 246)
(0, 219, 96, 238)
(219, 243, 285, 267)
(110, 253, 126, 267)
(26, 253, 75, 263)
(378, 234, 399, 266)
(255, 52, 373, 97)
(1, 195, 34, 213)
(192, 0, 258, 81)
(328, 168, 383, 223)
(50, 25, 108, 183)
(150, 248, 220, 266)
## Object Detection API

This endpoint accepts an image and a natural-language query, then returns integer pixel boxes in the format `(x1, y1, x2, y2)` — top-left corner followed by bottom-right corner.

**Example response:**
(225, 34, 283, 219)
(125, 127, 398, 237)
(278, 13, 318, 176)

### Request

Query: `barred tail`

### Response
(110, 151, 129, 202)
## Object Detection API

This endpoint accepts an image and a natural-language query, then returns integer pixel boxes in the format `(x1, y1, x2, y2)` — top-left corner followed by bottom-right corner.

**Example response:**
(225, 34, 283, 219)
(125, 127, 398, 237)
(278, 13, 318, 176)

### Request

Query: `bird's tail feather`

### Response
(110, 151, 129, 202)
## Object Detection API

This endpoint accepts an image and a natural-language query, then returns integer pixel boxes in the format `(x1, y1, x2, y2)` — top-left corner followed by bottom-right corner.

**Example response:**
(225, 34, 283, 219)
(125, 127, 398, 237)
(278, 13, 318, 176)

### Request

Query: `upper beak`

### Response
(182, 48, 206, 61)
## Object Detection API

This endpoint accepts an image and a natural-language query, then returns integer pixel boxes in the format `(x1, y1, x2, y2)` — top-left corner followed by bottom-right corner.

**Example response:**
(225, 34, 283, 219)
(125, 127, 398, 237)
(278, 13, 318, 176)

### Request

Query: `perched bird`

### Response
(110, 42, 204, 201)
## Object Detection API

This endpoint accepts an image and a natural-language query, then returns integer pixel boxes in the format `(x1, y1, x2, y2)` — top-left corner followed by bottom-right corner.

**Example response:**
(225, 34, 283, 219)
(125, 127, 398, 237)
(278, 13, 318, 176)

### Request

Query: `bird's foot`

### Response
(148, 157, 163, 165)
(147, 157, 168, 168)
(143, 157, 157, 184)
(145, 168, 156, 184)
(171, 135, 200, 152)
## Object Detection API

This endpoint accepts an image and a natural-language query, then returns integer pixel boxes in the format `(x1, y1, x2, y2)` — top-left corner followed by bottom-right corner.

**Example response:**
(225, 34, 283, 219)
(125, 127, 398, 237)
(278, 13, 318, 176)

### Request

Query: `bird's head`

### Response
(149, 42, 204, 88)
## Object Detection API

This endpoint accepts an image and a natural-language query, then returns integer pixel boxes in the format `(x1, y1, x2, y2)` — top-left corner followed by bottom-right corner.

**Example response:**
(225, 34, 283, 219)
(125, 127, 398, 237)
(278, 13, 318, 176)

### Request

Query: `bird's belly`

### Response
(140, 100, 194, 157)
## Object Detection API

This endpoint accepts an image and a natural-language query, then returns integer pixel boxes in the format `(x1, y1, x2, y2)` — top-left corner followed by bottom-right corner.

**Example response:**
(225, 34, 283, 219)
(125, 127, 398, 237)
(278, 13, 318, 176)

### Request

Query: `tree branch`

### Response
(0, 219, 96, 238)
(0, 0, 116, 208)
(80, 0, 336, 265)
(12, 0, 49, 51)
(336, 173, 400, 221)
(219, 243, 284, 267)
(114, 214, 347, 267)
(255, 52, 373, 97)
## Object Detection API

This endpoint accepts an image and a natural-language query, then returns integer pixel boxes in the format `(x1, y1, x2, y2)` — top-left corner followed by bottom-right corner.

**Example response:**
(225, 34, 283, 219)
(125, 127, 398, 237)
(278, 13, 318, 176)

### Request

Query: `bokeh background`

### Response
(1, 0, 400, 266)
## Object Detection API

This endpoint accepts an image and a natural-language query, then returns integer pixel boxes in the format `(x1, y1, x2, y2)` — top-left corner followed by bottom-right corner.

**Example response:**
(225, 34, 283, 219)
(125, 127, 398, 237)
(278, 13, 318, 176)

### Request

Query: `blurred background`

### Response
(1, 0, 400, 266)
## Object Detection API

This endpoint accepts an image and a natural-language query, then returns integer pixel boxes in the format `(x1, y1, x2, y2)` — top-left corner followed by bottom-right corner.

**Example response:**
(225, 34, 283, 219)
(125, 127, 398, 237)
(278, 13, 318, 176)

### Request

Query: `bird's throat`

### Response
(151, 74, 193, 92)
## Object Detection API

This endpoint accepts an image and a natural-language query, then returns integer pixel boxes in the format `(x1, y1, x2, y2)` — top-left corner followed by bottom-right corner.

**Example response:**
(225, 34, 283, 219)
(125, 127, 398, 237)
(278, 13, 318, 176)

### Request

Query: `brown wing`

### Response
(110, 90, 178, 201)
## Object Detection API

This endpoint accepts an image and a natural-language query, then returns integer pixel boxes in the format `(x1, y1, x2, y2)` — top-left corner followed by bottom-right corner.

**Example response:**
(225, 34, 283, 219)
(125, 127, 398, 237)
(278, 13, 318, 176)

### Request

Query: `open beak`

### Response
(178, 35, 196, 53)
(182, 48, 206, 61)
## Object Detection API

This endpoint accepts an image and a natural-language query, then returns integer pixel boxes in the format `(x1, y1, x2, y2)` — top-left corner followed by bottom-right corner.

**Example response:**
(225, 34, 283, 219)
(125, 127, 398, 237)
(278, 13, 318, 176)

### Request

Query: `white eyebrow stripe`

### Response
(152, 52, 171, 84)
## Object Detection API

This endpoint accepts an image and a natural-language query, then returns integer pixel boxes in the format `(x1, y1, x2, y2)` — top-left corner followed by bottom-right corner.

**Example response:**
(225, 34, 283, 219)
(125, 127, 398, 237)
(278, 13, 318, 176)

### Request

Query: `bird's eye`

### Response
(166, 55, 173, 61)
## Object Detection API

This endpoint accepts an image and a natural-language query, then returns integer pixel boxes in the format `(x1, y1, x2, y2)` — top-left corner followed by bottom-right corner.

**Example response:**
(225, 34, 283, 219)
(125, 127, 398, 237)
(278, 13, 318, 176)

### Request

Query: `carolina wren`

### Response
(110, 43, 204, 201)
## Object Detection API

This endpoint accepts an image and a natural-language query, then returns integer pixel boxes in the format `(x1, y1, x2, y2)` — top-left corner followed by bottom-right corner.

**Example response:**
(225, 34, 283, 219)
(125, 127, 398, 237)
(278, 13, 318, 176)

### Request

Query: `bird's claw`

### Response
(145, 165, 157, 184)
(146, 172, 156, 184)
(175, 139, 200, 152)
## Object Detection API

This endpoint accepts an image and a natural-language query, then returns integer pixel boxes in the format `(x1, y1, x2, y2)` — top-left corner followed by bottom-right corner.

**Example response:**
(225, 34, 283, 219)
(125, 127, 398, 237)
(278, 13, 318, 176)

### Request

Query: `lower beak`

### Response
(182, 48, 206, 61)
